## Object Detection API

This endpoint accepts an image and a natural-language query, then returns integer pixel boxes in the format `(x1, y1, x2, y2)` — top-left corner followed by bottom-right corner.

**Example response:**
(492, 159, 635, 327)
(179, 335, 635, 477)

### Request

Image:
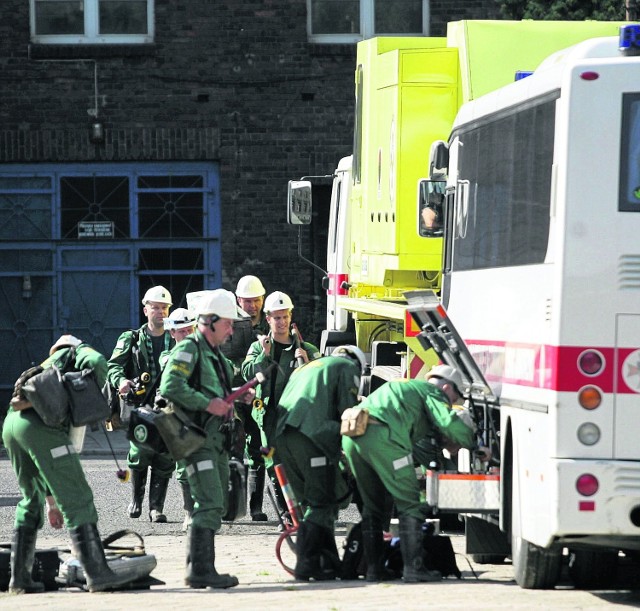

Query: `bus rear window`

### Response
(619, 93, 640, 212)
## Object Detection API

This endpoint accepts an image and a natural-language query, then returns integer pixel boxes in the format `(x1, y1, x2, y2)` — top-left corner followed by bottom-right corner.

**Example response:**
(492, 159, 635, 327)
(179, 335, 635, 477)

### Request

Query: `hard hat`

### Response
(426, 364, 465, 398)
(141, 285, 172, 306)
(163, 308, 196, 330)
(264, 291, 294, 313)
(236, 275, 266, 298)
(49, 334, 83, 356)
(332, 345, 367, 374)
(190, 289, 242, 321)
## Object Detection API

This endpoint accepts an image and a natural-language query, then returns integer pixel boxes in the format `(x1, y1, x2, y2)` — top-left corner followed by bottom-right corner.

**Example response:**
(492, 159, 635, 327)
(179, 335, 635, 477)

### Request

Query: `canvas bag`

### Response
(21, 365, 70, 428)
(152, 401, 207, 460)
(340, 407, 370, 437)
(63, 368, 111, 427)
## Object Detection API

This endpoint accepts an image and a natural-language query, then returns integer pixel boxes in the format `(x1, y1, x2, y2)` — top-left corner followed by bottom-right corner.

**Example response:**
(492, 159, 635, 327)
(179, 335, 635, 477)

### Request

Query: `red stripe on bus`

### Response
(326, 273, 349, 296)
(466, 340, 640, 394)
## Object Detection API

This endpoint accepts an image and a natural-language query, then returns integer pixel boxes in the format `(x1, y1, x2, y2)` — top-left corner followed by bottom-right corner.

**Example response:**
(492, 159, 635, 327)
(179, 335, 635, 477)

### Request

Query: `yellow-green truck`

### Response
(288, 20, 629, 389)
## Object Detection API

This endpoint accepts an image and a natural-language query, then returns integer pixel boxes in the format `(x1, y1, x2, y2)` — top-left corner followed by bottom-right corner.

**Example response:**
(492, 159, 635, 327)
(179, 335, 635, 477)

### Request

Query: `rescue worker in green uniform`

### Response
(221, 275, 270, 521)
(107, 285, 176, 522)
(274, 345, 367, 581)
(160, 289, 251, 589)
(159, 307, 197, 531)
(342, 365, 477, 583)
(2, 335, 137, 593)
(242, 291, 321, 514)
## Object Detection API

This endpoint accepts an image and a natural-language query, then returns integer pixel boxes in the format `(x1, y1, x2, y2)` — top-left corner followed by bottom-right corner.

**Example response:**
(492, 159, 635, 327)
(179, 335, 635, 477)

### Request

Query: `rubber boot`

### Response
(398, 515, 442, 583)
(293, 521, 337, 582)
(320, 525, 342, 575)
(148, 471, 170, 523)
(248, 466, 268, 521)
(185, 525, 238, 589)
(127, 468, 147, 519)
(267, 468, 290, 527)
(8, 527, 45, 594)
(180, 481, 194, 532)
(361, 517, 396, 582)
(70, 523, 137, 592)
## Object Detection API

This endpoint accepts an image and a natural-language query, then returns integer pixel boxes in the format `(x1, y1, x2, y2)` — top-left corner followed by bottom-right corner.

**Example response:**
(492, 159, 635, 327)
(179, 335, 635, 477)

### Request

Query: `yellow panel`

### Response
(447, 20, 632, 101)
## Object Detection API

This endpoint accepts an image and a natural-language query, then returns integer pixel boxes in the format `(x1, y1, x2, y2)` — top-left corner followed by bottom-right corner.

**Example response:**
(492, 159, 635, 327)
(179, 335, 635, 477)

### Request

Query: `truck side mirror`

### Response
(417, 179, 446, 237)
(287, 180, 313, 225)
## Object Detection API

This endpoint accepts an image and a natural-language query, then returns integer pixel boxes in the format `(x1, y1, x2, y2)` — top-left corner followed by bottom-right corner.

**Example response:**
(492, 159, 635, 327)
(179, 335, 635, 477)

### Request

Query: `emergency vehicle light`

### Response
(578, 386, 602, 410)
(576, 474, 598, 497)
(577, 422, 600, 446)
(578, 350, 604, 375)
(514, 71, 533, 81)
(619, 24, 640, 55)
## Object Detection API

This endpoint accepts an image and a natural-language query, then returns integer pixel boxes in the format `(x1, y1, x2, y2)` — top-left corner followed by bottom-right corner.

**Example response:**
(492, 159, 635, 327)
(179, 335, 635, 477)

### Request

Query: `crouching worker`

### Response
(342, 365, 479, 583)
(274, 345, 367, 581)
(2, 335, 137, 593)
(160, 289, 248, 590)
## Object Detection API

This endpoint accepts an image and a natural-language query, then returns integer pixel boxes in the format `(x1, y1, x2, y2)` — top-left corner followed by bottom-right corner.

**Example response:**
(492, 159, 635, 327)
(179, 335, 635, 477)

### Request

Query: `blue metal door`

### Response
(0, 162, 220, 411)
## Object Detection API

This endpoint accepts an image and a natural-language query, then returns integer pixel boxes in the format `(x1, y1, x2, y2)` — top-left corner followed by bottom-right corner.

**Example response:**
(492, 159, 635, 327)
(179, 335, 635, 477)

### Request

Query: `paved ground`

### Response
(1, 428, 640, 608)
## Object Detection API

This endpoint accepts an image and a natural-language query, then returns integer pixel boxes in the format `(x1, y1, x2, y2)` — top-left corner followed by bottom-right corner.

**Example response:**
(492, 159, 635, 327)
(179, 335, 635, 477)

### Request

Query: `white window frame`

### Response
(307, 0, 429, 44)
(30, 0, 155, 45)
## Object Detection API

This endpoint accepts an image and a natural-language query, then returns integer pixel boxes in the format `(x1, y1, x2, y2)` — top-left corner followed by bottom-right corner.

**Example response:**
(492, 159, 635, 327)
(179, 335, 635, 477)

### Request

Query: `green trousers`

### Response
(2, 409, 98, 529)
(342, 422, 425, 524)
(275, 427, 350, 530)
(178, 426, 229, 531)
(127, 440, 175, 477)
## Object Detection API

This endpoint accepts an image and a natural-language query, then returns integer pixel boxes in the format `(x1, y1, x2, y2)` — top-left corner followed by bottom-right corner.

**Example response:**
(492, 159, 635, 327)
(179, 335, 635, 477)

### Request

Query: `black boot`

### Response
(148, 472, 170, 523)
(185, 525, 238, 589)
(127, 468, 147, 519)
(180, 481, 194, 532)
(248, 466, 267, 521)
(293, 521, 338, 582)
(8, 527, 45, 594)
(398, 515, 441, 583)
(70, 523, 137, 592)
(361, 517, 396, 582)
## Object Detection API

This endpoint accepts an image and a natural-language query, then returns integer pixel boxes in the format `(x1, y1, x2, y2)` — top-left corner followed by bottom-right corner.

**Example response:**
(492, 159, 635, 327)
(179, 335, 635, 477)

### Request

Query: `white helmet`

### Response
(426, 364, 465, 398)
(264, 291, 294, 313)
(142, 285, 172, 306)
(236, 275, 266, 298)
(189, 289, 242, 321)
(163, 308, 196, 330)
(49, 334, 83, 356)
(332, 345, 367, 374)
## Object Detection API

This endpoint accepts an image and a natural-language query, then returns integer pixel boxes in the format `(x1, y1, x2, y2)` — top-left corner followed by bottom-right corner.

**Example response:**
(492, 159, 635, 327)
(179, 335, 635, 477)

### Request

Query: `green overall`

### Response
(242, 333, 320, 450)
(159, 331, 235, 532)
(2, 344, 107, 529)
(107, 325, 175, 476)
(342, 379, 474, 524)
(274, 356, 360, 530)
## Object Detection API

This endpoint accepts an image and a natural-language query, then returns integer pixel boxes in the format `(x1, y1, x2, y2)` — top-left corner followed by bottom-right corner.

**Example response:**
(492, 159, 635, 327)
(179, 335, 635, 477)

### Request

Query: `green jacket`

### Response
(107, 324, 174, 403)
(159, 330, 235, 431)
(274, 356, 360, 459)
(359, 379, 474, 456)
(241, 333, 321, 410)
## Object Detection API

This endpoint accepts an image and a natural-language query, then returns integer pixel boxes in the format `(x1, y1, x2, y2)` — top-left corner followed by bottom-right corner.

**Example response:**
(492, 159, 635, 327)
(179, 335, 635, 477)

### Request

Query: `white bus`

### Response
(421, 26, 640, 589)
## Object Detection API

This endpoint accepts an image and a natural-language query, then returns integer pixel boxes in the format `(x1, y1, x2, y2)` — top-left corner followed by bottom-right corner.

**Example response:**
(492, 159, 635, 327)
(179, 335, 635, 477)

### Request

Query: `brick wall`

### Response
(0, 0, 500, 344)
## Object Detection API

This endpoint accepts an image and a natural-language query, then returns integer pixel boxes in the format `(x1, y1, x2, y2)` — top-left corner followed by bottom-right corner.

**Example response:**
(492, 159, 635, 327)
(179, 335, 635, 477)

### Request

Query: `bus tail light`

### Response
(578, 350, 604, 375)
(576, 474, 599, 496)
(577, 422, 600, 446)
(578, 386, 602, 410)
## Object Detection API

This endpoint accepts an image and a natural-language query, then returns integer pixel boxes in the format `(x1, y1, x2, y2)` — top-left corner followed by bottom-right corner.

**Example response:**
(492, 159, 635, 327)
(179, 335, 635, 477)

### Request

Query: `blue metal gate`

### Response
(0, 162, 221, 409)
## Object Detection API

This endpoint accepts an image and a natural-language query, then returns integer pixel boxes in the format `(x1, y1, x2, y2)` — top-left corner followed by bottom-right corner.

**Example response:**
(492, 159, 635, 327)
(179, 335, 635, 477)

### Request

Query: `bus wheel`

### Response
(511, 466, 561, 588)
(568, 549, 618, 589)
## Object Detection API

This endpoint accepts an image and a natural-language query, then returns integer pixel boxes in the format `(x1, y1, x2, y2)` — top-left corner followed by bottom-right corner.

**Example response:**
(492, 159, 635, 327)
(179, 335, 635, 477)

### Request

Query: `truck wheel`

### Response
(511, 462, 561, 589)
(568, 549, 618, 589)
